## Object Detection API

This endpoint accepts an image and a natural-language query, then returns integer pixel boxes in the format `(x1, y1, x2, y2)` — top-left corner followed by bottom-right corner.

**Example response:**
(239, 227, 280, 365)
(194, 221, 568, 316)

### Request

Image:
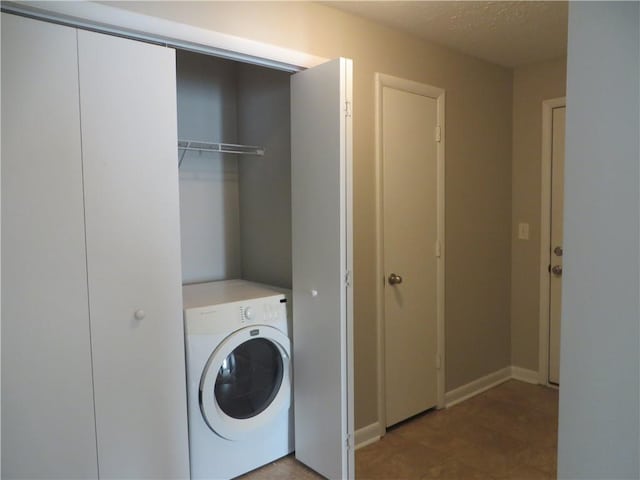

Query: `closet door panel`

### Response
(1, 14, 98, 479)
(77, 30, 189, 479)
(291, 57, 354, 480)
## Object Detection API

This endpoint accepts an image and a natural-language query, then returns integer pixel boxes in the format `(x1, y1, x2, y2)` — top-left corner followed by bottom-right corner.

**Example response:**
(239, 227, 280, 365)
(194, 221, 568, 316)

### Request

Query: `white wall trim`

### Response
(354, 422, 382, 450)
(539, 97, 566, 387)
(2, 1, 328, 71)
(374, 73, 446, 434)
(444, 367, 511, 408)
(510, 366, 539, 384)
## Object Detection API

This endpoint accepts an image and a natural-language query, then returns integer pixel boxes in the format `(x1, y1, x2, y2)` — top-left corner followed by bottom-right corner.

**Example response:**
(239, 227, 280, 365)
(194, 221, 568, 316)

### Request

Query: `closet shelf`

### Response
(178, 140, 265, 166)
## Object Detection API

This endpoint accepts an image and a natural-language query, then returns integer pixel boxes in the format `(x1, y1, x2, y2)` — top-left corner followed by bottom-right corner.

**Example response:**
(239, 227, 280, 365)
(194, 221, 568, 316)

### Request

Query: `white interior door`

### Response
(381, 83, 439, 427)
(1, 14, 98, 479)
(78, 31, 190, 478)
(291, 57, 354, 480)
(549, 106, 566, 385)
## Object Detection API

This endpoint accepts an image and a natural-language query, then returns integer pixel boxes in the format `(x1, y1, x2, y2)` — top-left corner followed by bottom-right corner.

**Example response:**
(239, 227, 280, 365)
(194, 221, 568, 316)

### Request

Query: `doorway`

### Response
(375, 73, 445, 430)
(539, 97, 566, 386)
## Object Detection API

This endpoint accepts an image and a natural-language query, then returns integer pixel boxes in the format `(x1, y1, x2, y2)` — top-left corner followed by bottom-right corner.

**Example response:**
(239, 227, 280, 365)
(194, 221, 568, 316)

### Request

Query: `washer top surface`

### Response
(182, 279, 286, 310)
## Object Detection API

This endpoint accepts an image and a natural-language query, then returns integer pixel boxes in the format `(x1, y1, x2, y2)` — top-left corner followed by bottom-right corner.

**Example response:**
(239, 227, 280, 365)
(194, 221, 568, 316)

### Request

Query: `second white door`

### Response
(381, 78, 442, 427)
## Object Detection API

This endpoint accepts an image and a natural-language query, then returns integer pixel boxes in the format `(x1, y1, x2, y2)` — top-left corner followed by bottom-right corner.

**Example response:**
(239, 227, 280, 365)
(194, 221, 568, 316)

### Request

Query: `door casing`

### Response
(538, 96, 566, 387)
(374, 73, 446, 436)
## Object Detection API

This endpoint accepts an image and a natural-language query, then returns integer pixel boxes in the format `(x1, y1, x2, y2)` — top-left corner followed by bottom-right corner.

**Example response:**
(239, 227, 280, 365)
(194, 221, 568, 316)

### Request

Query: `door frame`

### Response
(538, 96, 566, 387)
(374, 73, 446, 435)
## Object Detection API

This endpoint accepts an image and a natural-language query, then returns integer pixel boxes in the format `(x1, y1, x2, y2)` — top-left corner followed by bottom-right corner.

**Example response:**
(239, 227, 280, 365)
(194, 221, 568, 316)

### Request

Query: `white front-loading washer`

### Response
(183, 280, 294, 479)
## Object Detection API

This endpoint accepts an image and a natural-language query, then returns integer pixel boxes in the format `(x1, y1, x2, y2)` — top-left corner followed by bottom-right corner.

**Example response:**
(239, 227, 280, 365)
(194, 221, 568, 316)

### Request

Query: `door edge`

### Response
(538, 96, 566, 387)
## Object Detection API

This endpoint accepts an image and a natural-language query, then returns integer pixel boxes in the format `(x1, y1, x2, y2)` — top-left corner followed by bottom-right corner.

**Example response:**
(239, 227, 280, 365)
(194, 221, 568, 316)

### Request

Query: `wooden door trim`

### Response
(539, 96, 566, 386)
(374, 73, 446, 436)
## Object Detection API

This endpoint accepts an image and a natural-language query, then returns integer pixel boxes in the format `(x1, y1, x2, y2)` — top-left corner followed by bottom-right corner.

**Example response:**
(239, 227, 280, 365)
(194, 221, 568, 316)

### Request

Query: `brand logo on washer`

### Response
(250, 329, 259, 337)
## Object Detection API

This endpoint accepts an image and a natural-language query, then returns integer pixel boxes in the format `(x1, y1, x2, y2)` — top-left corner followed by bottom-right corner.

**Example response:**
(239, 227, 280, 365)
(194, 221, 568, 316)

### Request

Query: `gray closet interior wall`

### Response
(177, 52, 241, 283)
(176, 51, 292, 288)
(237, 63, 292, 289)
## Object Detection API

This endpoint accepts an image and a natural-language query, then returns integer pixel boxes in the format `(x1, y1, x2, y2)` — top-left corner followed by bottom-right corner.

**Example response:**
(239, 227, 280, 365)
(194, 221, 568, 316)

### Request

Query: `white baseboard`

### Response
(354, 422, 382, 450)
(510, 366, 539, 384)
(444, 367, 512, 407)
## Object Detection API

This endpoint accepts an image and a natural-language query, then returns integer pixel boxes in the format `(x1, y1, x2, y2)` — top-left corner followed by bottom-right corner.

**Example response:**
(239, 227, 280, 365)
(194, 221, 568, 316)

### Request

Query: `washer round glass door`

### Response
(199, 325, 291, 440)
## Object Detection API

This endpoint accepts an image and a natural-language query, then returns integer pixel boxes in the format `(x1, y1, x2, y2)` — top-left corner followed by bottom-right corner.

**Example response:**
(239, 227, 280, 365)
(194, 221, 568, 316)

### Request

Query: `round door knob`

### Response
(134, 309, 146, 320)
(388, 273, 403, 285)
(551, 265, 563, 276)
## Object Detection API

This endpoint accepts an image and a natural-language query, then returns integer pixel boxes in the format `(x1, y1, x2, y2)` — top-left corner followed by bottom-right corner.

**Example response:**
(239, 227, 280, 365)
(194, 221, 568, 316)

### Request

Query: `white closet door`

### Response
(291, 58, 354, 480)
(1, 14, 98, 479)
(77, 31, 189, 479)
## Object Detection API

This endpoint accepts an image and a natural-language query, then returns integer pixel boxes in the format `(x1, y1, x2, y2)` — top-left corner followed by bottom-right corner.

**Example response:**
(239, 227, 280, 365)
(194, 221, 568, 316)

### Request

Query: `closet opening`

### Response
(176, 50, 293, 290)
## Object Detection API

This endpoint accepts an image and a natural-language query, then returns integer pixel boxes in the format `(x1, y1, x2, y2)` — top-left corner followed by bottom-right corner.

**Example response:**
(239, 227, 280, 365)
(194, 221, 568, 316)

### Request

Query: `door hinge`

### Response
(435, 125, 442, 143)
(345, 269, 352, 288)
(435, 241, 442, 258)
(436, 354, 442, 370)
(345, 434, 354, 450)
(345, 101, 352, 118)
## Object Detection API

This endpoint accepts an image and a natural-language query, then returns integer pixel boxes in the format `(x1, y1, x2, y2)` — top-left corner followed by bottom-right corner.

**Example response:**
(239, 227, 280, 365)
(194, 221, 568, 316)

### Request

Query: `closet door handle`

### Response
(134, 309, 146, 320)
(388, 273, 403, 285)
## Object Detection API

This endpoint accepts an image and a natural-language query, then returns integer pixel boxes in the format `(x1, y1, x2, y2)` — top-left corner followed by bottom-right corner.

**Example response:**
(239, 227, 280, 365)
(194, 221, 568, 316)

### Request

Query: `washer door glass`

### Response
(214, 338, 284, 419)
(199, 325, 291, 441)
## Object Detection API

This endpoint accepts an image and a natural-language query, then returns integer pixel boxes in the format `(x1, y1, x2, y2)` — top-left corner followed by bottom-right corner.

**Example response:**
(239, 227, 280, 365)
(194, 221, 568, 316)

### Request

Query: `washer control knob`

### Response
(243, 307, 254, 321)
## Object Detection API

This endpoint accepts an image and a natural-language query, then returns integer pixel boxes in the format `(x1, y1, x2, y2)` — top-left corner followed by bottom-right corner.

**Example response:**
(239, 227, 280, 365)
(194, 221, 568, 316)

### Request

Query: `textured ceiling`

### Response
(325, 1, 568, 67)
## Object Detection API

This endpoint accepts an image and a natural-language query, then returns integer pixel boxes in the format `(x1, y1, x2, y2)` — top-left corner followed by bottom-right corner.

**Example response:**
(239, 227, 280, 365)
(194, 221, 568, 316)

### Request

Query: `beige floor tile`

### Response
(237, 455, 322, 480)
(516, 445, 558, 476)
(357, 453, 420, 480)
(387, 443, 454, 476)
(356, 434, 410, 469)
(421, 459, 499, 480)
(482, 381, 558, 417)
(241, 380, 558, 480)
(466, 398, 558, 448)
(451, 435, 529, 477)
(498, 463, 554, 480)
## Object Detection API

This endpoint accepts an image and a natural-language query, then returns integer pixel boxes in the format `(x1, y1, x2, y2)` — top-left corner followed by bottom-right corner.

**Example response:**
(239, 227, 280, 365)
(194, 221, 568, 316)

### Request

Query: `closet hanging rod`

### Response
(178, 140, 265, 166)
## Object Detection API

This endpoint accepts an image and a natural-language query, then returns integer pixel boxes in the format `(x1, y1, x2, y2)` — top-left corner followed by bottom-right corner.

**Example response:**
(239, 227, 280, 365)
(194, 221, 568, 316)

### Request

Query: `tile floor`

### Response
(240, 380, 559, 479)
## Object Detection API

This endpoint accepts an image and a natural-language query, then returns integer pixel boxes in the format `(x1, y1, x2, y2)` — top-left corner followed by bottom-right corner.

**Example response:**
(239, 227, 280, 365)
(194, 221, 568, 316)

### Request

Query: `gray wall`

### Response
(237, 64, 292, 289)
(558, 2, 639, 478)
(511, 58, 566, 372)
(176, 52, 242, 284)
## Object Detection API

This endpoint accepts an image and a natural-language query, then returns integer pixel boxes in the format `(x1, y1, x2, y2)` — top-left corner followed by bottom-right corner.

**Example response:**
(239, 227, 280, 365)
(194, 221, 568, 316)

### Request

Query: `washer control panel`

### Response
(239, 300, 285, 325)
(242, 306, 254, 321)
